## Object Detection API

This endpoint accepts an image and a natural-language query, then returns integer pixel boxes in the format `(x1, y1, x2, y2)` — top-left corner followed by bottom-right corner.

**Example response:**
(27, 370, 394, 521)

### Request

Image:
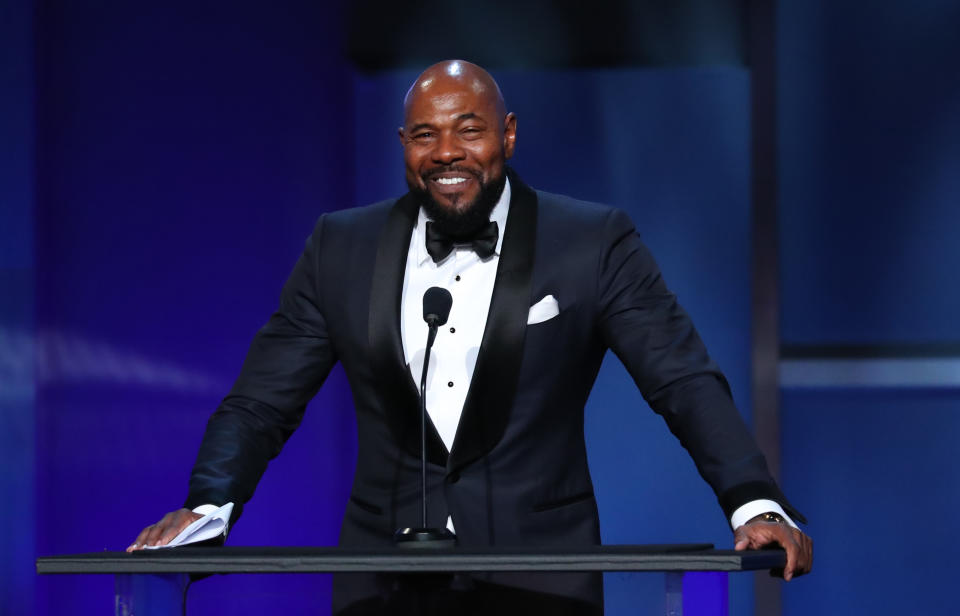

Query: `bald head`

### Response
(404, 60, 507, 122)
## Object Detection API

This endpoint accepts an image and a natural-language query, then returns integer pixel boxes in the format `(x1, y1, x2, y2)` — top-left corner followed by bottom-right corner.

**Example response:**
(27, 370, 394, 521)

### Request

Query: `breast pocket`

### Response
(523, 307, 571, 351)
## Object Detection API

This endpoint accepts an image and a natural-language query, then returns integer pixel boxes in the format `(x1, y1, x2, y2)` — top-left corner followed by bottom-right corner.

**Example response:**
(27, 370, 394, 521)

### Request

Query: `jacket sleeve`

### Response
(595, 208, 805, 523)
(184, 215, 338, 526)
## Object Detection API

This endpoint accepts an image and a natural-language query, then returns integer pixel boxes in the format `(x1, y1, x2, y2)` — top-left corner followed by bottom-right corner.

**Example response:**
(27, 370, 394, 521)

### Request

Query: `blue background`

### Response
(2, 1, 958, 614)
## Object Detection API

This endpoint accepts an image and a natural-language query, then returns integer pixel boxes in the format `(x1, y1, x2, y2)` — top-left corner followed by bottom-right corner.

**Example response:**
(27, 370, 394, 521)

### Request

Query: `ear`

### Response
(502, 112, 517, 159)
(397, 126, 405, 146)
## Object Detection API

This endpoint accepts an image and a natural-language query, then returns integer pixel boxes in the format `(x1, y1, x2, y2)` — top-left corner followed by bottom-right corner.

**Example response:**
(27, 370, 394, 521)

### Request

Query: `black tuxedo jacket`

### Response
(185, 171, 800, 611)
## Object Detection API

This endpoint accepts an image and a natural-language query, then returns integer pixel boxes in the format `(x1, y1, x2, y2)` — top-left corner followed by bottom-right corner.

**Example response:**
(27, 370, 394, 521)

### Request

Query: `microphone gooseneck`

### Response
(394, 286, 457, 548)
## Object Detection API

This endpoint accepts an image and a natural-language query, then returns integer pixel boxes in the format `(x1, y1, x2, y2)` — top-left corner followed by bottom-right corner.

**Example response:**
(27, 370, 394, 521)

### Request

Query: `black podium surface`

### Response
(38, 546, 785, 615)
(37, 544, 785, 575)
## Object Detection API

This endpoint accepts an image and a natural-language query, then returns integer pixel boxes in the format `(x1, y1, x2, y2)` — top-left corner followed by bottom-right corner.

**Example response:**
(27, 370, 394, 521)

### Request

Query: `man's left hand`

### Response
(733, 514, 813, 581)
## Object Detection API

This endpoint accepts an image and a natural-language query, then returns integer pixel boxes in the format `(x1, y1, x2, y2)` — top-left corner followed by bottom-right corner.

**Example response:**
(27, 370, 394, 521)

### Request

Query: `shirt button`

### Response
(455, 275, 461, 281)
(447, 381, 454, 388)
(449, 327, 456, 333)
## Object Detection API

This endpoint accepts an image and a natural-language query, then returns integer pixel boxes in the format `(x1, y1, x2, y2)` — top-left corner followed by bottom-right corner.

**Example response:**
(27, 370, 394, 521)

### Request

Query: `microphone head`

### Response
(423, 286, 453, 326)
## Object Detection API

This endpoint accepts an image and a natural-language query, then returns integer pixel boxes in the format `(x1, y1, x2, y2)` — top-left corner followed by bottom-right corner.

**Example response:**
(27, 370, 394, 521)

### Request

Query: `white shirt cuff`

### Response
(191, 503, 229, 535)
(730, 499, 798, 530)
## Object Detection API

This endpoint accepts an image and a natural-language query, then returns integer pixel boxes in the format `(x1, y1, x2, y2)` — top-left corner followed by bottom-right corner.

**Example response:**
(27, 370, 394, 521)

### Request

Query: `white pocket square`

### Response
(527, 294, 560, 325)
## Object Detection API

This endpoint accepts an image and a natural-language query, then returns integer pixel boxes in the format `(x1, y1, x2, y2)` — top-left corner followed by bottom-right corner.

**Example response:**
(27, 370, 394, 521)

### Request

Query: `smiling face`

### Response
(399, 61, 517, 236)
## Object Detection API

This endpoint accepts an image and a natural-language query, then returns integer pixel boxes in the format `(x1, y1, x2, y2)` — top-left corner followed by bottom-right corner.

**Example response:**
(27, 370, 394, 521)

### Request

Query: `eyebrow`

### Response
(407, 113, 485, 133)
(408, 122, 435, 133)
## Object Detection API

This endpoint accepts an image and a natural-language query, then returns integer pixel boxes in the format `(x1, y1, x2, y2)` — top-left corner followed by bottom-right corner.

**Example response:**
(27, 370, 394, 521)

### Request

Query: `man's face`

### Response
(399, 76, 516, 234)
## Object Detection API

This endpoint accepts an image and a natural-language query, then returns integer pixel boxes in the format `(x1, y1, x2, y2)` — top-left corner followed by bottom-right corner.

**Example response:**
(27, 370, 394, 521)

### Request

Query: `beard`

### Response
(411, 166, 507, 239)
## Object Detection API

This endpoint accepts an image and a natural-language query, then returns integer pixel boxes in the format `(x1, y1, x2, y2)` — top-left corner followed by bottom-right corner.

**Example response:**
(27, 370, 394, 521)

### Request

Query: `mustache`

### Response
(421, 166, 483, 181)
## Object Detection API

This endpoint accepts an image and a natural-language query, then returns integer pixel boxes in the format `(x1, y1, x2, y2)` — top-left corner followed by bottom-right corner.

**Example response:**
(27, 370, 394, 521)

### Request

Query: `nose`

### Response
(431, 131, 465, 165)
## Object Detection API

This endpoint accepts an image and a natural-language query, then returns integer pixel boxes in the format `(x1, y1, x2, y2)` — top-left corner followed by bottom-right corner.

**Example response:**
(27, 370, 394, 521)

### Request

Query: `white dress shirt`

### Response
(400, 179, 511, 452)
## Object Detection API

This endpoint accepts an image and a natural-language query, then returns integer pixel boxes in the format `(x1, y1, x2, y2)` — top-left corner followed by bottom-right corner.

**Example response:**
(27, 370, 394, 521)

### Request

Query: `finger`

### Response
(795, 532, 808, 574)
(799, 532, 813, 574)
(734, 526, 760, 551)
(145, 520, 169, 546)
(134, 525, 152, 546)
(733, 527, 748, 551)
(131, 525, 155, 550)
(126, 539, 146, 553)
(142, 526, 159, 547)
(157, 511, 203, 546)
(782, 531, 798, 581)
(745, 525, 775, 550)
(158, 516, 192, 545)
(788, 530, 809, 577)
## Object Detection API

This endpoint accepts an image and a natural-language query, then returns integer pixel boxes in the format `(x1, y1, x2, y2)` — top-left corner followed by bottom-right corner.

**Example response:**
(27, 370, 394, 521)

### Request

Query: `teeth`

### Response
(435, 177, 467, 185)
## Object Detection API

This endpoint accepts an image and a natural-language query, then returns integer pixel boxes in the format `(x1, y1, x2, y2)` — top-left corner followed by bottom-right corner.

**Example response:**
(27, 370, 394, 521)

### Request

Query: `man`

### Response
(131, 60, 812, 614)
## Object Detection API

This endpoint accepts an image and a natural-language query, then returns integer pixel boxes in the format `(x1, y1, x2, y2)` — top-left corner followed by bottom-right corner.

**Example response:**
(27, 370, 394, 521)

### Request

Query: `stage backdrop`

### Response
(0, 1, 36, 615)
(6, 1, 959, 615)
(777, 1, 960, 615)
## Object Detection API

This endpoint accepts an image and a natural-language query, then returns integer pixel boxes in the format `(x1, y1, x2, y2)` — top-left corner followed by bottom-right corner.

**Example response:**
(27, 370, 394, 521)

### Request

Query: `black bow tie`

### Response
(425, 220, 499, 263)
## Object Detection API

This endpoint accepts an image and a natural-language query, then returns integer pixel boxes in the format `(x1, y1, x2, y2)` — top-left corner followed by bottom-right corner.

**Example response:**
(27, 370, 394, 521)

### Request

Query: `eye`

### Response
(461, 126, 483, 138)
(412, 132, 434, 141)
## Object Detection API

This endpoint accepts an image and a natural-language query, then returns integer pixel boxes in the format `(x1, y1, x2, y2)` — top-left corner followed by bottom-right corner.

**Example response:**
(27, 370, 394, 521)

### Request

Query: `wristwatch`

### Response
(756, 511, 786, 524)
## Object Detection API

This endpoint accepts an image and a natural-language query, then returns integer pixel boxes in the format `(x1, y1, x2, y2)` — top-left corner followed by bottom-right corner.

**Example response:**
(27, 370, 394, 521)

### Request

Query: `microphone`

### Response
(423, 285, 453, 327)
(394, 287, 457, 548)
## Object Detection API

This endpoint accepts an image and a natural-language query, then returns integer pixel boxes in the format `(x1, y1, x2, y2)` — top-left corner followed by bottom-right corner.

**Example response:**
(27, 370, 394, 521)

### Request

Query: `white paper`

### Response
(145, 502, 233, 549)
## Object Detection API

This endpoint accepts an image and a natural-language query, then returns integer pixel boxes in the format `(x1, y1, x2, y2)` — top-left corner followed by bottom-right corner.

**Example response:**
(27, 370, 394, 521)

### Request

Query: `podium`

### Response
(36, 544, 784, 615)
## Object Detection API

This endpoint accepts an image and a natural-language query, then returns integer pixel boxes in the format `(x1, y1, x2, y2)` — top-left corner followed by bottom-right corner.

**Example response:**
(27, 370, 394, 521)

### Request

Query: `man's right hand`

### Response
(127, 508, 202, 552)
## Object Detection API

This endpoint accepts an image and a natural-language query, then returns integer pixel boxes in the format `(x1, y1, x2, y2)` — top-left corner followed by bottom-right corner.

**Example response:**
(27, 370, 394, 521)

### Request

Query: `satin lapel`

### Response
(368, 193, 449, 466)
(449, 170, 538, 472)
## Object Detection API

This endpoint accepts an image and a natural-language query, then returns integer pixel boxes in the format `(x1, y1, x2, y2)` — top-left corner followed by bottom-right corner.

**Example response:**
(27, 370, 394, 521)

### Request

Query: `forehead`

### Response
(404, 79, 497, 126)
